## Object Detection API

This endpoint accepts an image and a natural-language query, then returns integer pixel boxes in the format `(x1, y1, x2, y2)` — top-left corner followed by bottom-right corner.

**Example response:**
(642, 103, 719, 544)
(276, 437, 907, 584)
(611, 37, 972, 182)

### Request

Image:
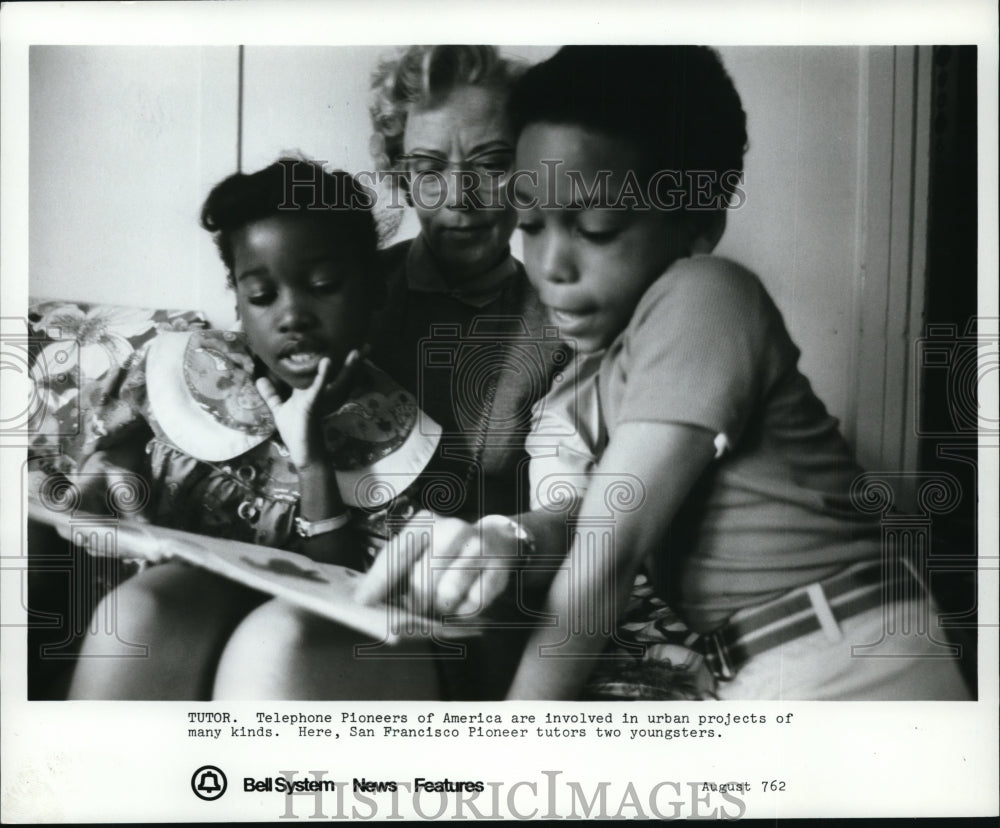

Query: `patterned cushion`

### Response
(26, 298, 209, 477)
(23, 300, 210, 699)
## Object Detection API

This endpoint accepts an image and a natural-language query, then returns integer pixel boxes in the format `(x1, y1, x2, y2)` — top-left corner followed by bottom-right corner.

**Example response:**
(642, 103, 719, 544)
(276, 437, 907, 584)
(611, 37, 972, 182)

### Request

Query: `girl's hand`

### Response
(255, 349, 363, 470)
(47, 514, 168, 563)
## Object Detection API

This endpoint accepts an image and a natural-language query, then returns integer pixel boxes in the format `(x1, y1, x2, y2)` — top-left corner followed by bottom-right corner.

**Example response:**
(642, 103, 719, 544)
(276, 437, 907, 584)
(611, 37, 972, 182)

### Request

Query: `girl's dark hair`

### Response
(508, 46, 747, 217)
(201, 158, 380, 290)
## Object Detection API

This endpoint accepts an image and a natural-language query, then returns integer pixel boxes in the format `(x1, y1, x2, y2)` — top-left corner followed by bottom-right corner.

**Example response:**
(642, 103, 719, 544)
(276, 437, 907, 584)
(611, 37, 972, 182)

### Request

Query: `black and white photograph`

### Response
(2, 1, 997, 822)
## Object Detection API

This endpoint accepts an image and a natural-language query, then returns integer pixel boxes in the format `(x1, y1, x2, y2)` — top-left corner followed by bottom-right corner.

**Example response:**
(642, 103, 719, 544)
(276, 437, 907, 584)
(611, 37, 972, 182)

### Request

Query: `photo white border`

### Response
(2, 0, 997, 822)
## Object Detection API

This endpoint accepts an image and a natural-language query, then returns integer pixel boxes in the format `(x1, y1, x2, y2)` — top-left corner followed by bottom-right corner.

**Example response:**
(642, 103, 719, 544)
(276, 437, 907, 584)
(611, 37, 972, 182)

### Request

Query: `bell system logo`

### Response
(192, 765, 228, 801)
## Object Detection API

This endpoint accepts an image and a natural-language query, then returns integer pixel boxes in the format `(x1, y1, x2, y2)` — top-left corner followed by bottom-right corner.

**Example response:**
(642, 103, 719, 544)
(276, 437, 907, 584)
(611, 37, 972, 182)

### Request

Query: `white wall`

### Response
(714, 47, 867, 450)
(28, 45, 920, 468)
(29, 46, 240, 328)
(240, 45, 558, 254)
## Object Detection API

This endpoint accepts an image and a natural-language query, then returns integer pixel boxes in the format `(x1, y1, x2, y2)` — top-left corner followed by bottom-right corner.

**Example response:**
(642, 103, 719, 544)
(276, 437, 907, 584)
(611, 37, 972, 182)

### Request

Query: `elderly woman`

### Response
(368, 45, 562, 521)
(213, 46, 568, 700)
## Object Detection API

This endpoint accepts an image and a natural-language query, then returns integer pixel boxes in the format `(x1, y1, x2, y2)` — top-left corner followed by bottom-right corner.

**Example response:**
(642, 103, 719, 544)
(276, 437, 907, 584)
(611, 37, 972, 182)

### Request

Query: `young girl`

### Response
(500, 46, 971, 700)
(67, 158, 440, 699)
(210, 47, 577, 701)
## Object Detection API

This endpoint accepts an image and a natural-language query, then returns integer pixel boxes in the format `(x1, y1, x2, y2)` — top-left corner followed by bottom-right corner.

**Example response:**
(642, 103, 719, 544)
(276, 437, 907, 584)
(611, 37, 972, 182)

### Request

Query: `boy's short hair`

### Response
(508, 46, 747, 218)
(369, 45, 524, 172)
(201, 158, 379, 290)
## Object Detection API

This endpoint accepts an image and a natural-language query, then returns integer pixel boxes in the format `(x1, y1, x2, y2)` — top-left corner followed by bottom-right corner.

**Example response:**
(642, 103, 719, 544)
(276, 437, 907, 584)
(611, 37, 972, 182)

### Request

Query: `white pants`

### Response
(713, 596, 972, 701)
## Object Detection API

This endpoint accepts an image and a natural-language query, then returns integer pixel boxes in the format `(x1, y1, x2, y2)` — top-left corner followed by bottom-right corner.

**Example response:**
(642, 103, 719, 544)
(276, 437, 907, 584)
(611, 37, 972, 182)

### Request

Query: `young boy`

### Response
(501, 46, 970, 700)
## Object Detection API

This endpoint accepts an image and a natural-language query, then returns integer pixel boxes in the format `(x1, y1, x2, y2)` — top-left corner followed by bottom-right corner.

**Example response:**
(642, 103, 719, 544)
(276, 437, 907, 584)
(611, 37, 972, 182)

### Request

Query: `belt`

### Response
(699, 559, 920, 681)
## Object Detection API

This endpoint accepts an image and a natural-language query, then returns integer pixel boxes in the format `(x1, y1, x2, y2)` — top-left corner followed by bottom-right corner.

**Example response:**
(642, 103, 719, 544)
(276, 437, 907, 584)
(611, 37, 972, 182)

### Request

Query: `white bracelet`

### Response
(294, 512, 351, 538)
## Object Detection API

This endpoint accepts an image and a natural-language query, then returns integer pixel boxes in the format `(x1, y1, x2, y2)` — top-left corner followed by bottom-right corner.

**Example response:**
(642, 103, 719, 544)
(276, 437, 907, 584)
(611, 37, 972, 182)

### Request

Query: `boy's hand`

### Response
(356, 511, 522, 618)
(256, 349, 363, 470)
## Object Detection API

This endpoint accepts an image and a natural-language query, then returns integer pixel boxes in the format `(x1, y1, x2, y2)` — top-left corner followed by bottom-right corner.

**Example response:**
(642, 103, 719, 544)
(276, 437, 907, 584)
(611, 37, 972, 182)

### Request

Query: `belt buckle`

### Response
(702, 630, 736, 682)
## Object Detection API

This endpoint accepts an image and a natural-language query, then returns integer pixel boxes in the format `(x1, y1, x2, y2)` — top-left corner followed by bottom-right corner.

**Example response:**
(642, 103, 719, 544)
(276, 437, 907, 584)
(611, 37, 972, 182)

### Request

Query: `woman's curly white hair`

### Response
(369, 45, 523, 172)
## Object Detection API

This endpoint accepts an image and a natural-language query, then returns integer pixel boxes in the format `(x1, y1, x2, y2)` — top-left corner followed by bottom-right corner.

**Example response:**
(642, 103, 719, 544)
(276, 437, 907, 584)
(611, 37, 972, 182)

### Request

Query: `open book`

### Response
(27, 495, 472, 645)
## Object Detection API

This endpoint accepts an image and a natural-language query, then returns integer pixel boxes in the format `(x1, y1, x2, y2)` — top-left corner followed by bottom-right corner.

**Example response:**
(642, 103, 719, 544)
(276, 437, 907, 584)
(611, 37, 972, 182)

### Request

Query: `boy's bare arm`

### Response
(505, 421, 717, 700)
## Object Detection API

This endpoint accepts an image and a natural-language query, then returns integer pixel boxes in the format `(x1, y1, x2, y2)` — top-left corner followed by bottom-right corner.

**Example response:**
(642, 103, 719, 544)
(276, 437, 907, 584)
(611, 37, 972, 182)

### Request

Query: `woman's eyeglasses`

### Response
(399, 151, 513, 195)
